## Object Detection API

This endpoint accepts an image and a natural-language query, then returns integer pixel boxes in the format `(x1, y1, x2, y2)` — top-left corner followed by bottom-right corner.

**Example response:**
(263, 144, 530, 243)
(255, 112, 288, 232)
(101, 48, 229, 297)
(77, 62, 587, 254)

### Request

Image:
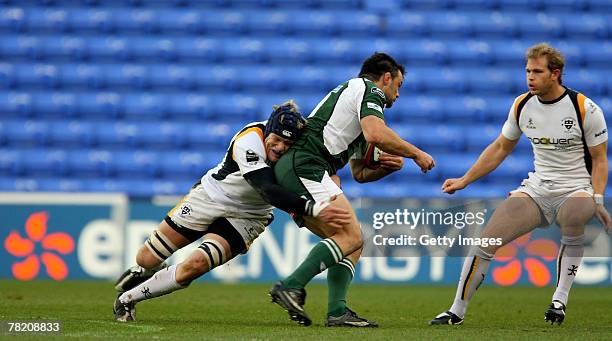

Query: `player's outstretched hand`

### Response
(379, 153, 404, 171)
(595, 204, 612, 234)
(414, 151, 435, 173)
(442, 177, 467, 194)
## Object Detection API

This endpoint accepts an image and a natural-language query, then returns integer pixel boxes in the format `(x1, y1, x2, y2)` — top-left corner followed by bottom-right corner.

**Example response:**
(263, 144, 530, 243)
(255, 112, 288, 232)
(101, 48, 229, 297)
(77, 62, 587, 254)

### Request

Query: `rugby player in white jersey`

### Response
(113, 101, 352, 322)
(429, 43, 611, 326)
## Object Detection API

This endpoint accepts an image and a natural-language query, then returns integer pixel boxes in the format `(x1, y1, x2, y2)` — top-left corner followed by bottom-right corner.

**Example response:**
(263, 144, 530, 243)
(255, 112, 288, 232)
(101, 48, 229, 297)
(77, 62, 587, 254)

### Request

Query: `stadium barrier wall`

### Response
(1, 192, 611, 286)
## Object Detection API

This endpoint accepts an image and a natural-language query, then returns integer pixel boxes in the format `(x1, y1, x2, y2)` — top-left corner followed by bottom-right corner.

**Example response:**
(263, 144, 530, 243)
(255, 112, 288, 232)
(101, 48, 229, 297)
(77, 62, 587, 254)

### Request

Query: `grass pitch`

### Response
(1, 280, 611, 340)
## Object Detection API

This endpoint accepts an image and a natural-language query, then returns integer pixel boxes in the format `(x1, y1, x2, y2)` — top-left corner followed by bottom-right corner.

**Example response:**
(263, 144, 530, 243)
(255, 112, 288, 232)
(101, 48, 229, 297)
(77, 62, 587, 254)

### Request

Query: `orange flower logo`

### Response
(4, 211, 75, 281)
(492, 232, 558, 287)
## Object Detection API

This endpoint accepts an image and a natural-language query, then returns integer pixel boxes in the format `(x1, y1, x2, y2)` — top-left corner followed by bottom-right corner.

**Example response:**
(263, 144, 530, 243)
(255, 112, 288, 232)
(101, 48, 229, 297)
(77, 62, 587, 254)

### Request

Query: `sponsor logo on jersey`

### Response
(561, 117, 575, 132)
(246, 150, 259, 163)
(595, 128, 607, 138)
(527, 137, 574, 145)
(526, 118, 536, 129)
(371, 87, 386, 100)
(367, 102, 383, 113)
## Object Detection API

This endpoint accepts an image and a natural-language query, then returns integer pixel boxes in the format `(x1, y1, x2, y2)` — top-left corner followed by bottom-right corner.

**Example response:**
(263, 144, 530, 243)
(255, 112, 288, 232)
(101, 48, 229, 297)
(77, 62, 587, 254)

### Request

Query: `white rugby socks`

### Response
(552, 235, 584, 306)
(449, 247, 494, 318)
(119, 264, 185, 304)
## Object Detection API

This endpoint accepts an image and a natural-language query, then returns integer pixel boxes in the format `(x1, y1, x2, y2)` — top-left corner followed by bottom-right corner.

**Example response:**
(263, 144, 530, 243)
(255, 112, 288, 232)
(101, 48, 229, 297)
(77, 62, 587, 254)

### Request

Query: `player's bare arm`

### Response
(589, 141, 611, 232)
(360, 115, 434, 172)
(443, 134, 518, 194)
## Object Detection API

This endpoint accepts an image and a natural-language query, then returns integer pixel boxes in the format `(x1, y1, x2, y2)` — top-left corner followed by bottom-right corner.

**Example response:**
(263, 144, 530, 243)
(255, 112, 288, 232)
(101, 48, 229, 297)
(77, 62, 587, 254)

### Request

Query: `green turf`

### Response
(1, 280, 611, 340)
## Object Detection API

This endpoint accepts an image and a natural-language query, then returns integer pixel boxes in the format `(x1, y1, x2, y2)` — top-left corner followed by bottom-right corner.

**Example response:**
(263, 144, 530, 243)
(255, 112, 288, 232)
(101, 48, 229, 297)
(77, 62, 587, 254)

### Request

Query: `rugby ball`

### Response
(363, 143, 383, 169)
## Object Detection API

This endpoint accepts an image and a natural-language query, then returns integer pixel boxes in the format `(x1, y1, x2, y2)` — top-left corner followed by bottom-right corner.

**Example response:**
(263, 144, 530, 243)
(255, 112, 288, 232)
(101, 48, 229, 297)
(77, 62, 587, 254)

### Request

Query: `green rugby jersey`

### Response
(293, 77, 386, 172)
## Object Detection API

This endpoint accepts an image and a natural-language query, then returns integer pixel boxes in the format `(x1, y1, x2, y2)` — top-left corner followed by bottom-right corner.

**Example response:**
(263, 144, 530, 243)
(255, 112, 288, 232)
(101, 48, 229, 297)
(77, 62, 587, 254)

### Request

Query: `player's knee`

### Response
(136, 246, 162, 270)
(138, 229, 179, 269)
(195, 239, 228, 272)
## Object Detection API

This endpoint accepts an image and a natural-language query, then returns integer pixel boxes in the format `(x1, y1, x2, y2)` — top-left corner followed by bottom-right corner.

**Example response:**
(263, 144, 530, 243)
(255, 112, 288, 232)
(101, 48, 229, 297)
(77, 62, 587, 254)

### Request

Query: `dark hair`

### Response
(358, 52, 405, 81)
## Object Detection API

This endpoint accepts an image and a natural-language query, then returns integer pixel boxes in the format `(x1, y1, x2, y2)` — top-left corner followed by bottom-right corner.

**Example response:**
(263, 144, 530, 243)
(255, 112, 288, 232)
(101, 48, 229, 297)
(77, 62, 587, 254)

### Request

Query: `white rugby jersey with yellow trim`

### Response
(201, 121, 274, 214)
(501, 88, 607, 186)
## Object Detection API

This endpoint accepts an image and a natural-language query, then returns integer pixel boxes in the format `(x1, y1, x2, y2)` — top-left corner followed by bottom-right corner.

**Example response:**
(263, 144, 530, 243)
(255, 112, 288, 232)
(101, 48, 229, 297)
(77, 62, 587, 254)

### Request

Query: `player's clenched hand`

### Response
(595, 204, 612, 234)
(442, 177, 467, 194)
(306, 196, 352, 229)
(379, 153, 403, 171)
(414, 151, 435, 173)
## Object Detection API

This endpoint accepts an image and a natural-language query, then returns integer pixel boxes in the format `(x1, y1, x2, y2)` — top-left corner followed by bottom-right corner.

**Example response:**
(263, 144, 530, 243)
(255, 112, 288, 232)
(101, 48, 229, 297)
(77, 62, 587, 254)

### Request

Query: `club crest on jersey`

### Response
(371, 87, 386, 100)
(561, 117, 575, 132)
(526, 118, 536, 129)
(246, 149, 259, 164)
(180, 203, 192, 216)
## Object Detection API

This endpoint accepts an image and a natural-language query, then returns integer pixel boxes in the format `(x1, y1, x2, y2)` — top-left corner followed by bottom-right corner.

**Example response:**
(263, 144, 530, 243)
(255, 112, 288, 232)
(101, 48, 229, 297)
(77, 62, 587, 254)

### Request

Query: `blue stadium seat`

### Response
(0, 36, 43, 60)
(561, 13, 608, 40)
(446, 40, 493, 65)
(385, 12, 428, 37)
(3, 120, 49, 146)
(210, 94, 259, 121)
(444, 96, 488, 122)
(157, 9, 203, 34)
(114, 150, 160, 178)
(86, 36, 130, 61)
(401, 39, 447, 65)
(49, 120, 95, 147)
(0, 178, 39, 192)
(76, 92, 122, 118)
(59, 63, 105, 89)
(68, 149, 114, 177)
(69, 8, 114, 33)
(419, 67, 468, 93)
(484, 96, 514, 123)
(335, 12, 381, 36)
(466, 68, 515, 94)
(200, 10, 247, 34)
(14, 63, 59, 88)
(167, 93, 212, 120)
(266, 38, 313, 63)
(565, 69, 605, 95)
(517, 13, 563, 39)
(388, 95, 444, 122)
(0, 7, 25, 32)
(465, 125, 499, 152)
(488, 154, 533, 181)
(496, 0, 542, 10)
(21, 148, 69, 176)
(138, 121, 189, 149)
(104, 64, 150, 89)
(0, 149, 23, 175)
(175, 37, 221, 62)
(149, 64, 196, 90)
(95, 122, 143, 148)
(291, 11, 336, 35)
(0, 62, 15, 88)
(188, 122, 236, 148)
(580, 41, 612, 68)
(37, 178, 84, 192)
(400, 0, 451, 10)
(32, 92, 77, 117)
(586, 0, 612, 11)
(245, 10, 293, 35)
(240, 65, 288, 91)
(314, 0, 361, 8)
(113, 9, 161, 34)
(123, 93, 167, 120)
(159, 151, 218, 179)
(436, 153, 479, 179)
(490, 40, 531, 67)
(0, 92, 33, 117)
(427, 12, 473, 37)
(130, 37, 178, 61)
(25, 8, 69, 33)
(221, 38, 267, 63)
(470, 12, 518, 38)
